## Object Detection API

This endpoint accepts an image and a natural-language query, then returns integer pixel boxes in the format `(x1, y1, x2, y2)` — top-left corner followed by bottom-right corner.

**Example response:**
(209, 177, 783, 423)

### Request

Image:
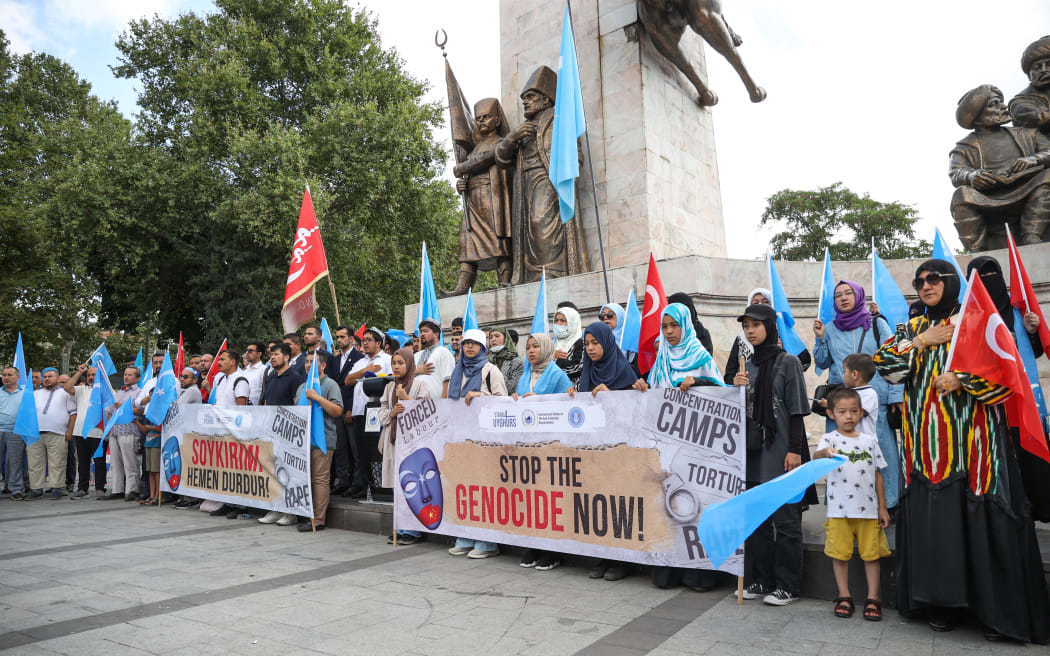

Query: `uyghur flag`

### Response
(82, 354, 116, 434)
(145, 352, 179, 424)
(415, 242, 442, 339)
(463, 288, 478, 332)
(319, 317, 334, 352)
(13, 333, 27, 388)
(619, 288, 641, 354)
(282, 188, 330, 332)
(549, 2, 586, 224)
(871, 246, 910, 330)
(13, 370, 40, 445)
(932, 227, 966, 304)
(530, 270, 549, 336)
(298, 354, 327, 453)
(767, 254, 808, 357)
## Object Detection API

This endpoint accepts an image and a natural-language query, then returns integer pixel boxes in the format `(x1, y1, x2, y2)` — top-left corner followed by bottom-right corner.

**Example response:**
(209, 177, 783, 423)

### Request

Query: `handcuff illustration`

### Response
(274, 463, 291, 489)
(662, 472, 702, 523)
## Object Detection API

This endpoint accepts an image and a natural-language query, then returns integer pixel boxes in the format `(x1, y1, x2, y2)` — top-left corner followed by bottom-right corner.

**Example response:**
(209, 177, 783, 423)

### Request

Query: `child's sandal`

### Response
(863, 598, 882, 621)
(833, 596, 854, 618)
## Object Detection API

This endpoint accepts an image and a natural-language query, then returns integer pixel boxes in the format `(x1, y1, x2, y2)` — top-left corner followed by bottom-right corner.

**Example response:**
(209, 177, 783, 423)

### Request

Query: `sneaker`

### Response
(26, 490, 43, 500)
(258, 510, 283, 524)
(72, 490, 87, 499)
(741, 583, 772, 600)
(448, 546, 472, 556)
(604, 563, 630, 581)
(124, 492, 139, 502)
(172, 498, 192, 509)
(467, 548, 500, 559)
(297, 521, 324, 532)
(10, 492, 24, 501)
(276, 514, 297, 526)
(50, 489, 63, 499)
(519, 549, 538, 568)
(535, 556, 561, 571)
(763, 589, 799, 606)
(225, 509, 242, 520)
(396, 534, 421, 546)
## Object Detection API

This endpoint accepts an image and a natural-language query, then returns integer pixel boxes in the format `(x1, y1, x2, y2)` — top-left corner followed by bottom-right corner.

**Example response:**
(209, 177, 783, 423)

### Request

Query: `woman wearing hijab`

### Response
(666, 292, 715, 353)
(734, 304, 812, 606)
(514, 332, 574, 570)
(599, 303, 626, 349)
(645, 304, 727, 591)
(813, 280, 904, 510)
(380, 347, 429, 546)
(552, 305, 584, 385)
(446, 330, 508, 559)
(487, 328, 524, 393)
(875, 259, 1049, 642)
(966, 256, 1050, 522)
(723, 288, 812, 384)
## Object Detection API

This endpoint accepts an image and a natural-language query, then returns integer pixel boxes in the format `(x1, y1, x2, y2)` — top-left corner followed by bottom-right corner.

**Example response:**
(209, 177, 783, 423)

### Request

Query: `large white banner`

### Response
(394, 388, 746, 574)
(160, 404, 314, 518)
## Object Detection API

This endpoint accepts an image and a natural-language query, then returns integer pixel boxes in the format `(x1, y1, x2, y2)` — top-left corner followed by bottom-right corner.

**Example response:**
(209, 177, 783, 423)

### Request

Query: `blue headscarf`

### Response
(599, 303, 626, 350)
(516, 333, 572, 396)
(579, 322, 637, 392)
(447, 334, 488, 400)
(647, 303, 725, 389)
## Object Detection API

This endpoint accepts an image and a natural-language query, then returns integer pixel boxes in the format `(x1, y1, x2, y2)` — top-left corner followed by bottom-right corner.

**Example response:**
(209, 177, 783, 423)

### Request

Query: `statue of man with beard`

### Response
(950, 84, 1050, 249)
(496, 66, 589, 284)
(1009, 35, 1050, 134)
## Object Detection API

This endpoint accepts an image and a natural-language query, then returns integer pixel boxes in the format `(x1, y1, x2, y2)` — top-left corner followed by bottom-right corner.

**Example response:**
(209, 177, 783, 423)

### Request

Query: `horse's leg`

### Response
(688, 4, 766, 102)
(640, 7, 718, 106)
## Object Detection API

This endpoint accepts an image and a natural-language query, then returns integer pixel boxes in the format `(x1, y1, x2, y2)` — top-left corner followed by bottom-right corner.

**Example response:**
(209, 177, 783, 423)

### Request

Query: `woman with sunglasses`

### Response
(874, 259, 1049, 642)
(813, 280, 904, 511)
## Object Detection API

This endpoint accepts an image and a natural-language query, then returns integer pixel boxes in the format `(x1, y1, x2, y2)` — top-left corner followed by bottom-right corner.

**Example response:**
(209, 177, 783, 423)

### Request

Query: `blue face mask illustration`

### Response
(399, 448, 442, 529)
(162, 437, 182, 491)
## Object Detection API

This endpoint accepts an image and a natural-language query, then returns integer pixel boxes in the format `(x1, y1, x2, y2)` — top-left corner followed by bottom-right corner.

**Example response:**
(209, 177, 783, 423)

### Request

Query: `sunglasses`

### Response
(912, 271, 956, 291)
(599, 312, 616, 320)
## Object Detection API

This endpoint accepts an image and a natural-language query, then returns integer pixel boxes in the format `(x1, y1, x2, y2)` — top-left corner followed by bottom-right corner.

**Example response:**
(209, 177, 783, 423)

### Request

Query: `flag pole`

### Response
(565, 2, 611, 304)
(328, 279, 341, 327)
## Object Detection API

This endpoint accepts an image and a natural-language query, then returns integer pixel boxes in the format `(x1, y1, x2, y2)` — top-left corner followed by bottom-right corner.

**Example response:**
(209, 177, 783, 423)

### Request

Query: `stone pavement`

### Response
(0, 498, 1034, 655)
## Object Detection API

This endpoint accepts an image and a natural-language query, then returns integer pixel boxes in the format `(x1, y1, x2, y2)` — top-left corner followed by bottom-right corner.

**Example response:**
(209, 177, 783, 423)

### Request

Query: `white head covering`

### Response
(552, 306, 582, 352)
(738, 287, 773, 360)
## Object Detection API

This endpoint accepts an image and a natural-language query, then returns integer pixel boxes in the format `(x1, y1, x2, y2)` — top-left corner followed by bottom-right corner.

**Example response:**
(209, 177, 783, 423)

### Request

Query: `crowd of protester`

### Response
(1, 255, 1048, 643)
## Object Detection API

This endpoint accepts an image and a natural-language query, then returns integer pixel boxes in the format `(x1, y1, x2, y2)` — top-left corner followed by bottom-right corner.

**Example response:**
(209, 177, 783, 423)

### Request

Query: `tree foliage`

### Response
(759, 182, 931, 261)
(2, 0, 461, 367)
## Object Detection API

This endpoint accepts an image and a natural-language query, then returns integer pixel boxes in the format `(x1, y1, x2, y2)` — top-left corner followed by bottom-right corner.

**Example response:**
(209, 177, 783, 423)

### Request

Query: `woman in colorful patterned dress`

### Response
(874, 258, 1048, 643)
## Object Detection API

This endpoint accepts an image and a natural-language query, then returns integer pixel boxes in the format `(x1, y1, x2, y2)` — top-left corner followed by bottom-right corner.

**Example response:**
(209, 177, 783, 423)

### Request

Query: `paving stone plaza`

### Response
(0, 499, 1033, 655)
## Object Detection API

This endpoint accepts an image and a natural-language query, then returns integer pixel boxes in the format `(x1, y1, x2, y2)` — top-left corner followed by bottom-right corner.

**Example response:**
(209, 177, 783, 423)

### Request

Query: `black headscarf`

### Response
(967, 256, 1013, 330)
(916, 259, 961, 320)
(740, 304, 782, 430)
(666, 292, 714, 353)
(579, 322, 638, 392)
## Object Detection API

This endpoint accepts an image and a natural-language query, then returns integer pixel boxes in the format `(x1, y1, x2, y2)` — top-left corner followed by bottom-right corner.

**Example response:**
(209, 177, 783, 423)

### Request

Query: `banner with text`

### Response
(393, 388, 745, 574)
(159, 404, 314, 517)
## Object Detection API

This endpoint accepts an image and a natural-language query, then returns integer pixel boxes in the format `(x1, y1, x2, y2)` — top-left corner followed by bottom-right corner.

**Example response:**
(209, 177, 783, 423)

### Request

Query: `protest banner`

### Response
(160, 404, 314, 517)
(394, 388, 746, 574)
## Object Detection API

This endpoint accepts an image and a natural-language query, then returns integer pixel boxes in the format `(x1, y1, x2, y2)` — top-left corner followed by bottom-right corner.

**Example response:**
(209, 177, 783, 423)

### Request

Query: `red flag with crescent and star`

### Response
(638, 253, 668, 375)
(1006, 227, 1050, 354)
(946, 272, 1050, 464)
(282, 189, 330, 332)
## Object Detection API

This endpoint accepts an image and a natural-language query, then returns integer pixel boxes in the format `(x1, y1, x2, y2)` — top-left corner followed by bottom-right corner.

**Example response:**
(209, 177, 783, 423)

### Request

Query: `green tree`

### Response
(109, 0, 461, 349)
(759, 182, 931, 261)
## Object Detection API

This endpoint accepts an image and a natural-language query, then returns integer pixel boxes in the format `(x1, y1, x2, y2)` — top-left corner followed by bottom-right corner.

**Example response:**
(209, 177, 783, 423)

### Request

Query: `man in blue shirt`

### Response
(0, 367, 26, 500)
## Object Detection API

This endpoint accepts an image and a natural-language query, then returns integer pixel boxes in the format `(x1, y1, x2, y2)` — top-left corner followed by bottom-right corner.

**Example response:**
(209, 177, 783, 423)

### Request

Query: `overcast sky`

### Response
(5, 0, 1050, 258)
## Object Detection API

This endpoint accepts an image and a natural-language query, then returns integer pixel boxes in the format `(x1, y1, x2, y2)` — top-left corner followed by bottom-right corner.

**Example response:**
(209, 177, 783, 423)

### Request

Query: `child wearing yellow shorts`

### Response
(815, 387, 891, 621)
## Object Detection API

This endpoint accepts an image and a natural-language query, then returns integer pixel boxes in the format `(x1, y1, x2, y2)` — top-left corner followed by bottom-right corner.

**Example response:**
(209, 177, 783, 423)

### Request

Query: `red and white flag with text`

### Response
(282, 189, 330, 332)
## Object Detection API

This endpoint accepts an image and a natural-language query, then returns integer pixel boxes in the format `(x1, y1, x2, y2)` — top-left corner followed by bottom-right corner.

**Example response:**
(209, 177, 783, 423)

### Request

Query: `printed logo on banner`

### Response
(491, 410, 517, 429)
(521, 410, 535, 427)
(199, 410, 253, 430)
(234, 415, 243, 428)
(568, 407, 585, 428)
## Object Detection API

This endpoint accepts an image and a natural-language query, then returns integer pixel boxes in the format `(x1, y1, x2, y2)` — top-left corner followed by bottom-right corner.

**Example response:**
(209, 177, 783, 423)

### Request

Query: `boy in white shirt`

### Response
(815, 387, 891, 622)
(840, 353, 879, 439)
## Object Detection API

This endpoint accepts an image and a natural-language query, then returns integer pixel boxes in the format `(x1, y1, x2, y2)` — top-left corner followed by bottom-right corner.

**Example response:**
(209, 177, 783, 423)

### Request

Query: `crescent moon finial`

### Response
(435, 29, 448, 57)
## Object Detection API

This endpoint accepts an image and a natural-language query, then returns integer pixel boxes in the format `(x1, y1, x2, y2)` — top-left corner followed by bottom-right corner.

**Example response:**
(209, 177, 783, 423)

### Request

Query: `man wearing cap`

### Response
(415, 319, 454, 400)
(343, 327, 391, 499)
(64, 363, 106, 499)
(1010, 35, 1050, 135)
(27, 368, 76, 499)
(496, 65, 589, 284)
(949, 84, 1050, 249)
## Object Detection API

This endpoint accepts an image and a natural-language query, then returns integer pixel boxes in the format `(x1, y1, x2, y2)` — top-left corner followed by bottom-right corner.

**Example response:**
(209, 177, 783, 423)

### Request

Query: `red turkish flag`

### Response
(638, 254, 668, 375)
(1006, 227, 1050, 354)
(175, 332, 184, 379)
(947, 273, 1050, 463)
(354, 324, 367, 339)
(201, 338, 227, 403)
(282, 189, 330, 332)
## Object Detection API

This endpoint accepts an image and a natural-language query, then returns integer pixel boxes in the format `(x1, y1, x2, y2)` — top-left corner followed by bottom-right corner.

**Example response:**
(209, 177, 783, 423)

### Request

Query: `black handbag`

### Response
(810, 383, 842, 415)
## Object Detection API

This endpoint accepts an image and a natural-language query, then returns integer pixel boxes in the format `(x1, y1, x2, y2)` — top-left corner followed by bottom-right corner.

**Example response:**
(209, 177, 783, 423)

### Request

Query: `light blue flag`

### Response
(1014, 307, 1049, 427)
(297, 354, 327, 453)
(697, 455, 848, 568)
(133, 347, 143, 386)
(94, 397, 135, 458)
(145, 352, 178, 424)
(549, 2, 587, 224)
(13, 370, 39, 445)
(872, 246, 910, 330)
(319, 317, 334, 352)
(620, 288, 642, 353)
(531, 270, 549, 335)
(815, 248, 836, 375)
(82, 354, 116, 435)
(415, 242, 442, 339)
(386, 329, 410, 347)
(91, 343, 118, 376)
(13, 333, 27, 388)
(462, 288, 478, 331)
(140, 354, 154, 390)
(932, 228, 966, 304)
(767, 255, 808, 357)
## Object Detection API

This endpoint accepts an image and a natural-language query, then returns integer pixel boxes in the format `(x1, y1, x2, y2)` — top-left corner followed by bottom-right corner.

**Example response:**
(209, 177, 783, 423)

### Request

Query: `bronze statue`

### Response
(1009, 35, 1050, 134)
(950, 84, 1050, 249)
(446, 98, 514, 294)
(496, 66, 590, 284)
(637, 0, 765, 106)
